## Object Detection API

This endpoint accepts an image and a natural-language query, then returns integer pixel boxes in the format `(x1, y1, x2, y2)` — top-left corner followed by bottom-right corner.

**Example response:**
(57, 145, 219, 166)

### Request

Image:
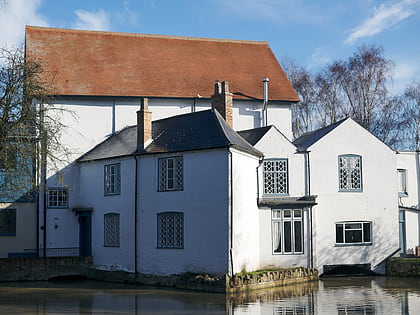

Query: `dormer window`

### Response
(263, 159, 288, 195)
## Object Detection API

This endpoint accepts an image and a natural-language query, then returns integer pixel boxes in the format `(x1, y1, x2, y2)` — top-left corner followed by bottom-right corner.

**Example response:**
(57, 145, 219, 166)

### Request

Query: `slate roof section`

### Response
(78, 109, 263, 162)
(25, 26, 299, 102)
(237, 126, 272, 146)
(292, 118, 348, 151)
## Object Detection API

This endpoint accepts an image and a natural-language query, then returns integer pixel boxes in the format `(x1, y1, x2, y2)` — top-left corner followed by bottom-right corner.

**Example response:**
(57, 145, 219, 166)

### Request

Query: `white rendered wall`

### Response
(0, 202, 37, 257)
(230, 149, 261, 273)
(308, 119, 399, 274)
(45, 163, 81, 250)
(51, 97, 292, 165)
(76, 157, 137, 271)
(397, 152, 420, 254)
(253, 127, 309, 269)
(138, 149, 230, 276)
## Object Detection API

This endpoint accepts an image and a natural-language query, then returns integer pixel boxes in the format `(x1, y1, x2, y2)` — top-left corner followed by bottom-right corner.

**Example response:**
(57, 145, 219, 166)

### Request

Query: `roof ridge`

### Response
(25, 25, 269, 45)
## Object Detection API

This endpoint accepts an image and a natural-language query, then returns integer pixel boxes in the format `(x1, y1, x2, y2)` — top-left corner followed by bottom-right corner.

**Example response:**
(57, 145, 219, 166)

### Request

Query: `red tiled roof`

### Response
(25, 26, 299, 102)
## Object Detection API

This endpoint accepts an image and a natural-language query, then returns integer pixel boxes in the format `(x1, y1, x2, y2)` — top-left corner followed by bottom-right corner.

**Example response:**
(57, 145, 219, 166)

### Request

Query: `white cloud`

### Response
(0, 0, 49, 48)
(391, 59, 420, 93)
(345, 0, 420, 44)
(309, 47, 332, 70)
(72, 9, 110, 31)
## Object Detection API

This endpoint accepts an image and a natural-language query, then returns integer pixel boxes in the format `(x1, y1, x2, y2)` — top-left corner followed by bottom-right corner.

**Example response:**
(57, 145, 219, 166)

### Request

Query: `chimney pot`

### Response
(211, 81, 233, 128)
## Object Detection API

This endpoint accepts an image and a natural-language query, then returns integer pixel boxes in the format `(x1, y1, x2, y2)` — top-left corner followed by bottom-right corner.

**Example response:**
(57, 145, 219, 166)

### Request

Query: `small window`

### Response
(398, 169, 408, 197)
(272, 209, 303, 254)
(157, 212, 184, 249)
(0, 209, 16, 236)
(104, 213, 120, 247)
(336, 221, 372, 245)
(263, 159, 288, 195)
(104, 163, 121, 195)
(0, 146, 17, 170)
(47, 188, 68, 208)
(339, 155, 362, 191)
(158, 157, 183, 191)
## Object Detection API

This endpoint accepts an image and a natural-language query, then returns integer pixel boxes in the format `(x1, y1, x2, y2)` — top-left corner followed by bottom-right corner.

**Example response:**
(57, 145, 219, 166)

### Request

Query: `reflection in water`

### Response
(0, 277, 419, 314)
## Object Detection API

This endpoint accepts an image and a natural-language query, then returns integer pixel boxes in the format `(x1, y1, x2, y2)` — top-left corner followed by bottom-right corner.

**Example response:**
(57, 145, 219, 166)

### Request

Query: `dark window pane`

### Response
(363, 223, 371, 242)
(346, 230, 362, 243)
(294, 221, 302, 252)
(284, 221, 292, 252)
(336, 224, 344, 243)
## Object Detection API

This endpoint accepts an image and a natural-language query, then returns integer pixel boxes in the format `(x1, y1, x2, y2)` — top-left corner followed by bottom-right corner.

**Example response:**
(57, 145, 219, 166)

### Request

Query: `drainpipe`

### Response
(112, 101, 116, 135)
(134, 155, 138, 275)
(304, 150, 314, 269)
(261, 78, 270, 127)
(228, 150, 234, 276)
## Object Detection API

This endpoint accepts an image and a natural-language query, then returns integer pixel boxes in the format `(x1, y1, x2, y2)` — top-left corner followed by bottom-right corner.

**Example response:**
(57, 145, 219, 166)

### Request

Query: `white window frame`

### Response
(158, 156, 183, 191)
(338, 154, 362, 192)
(263, 159, 288, 195)
(104, 213, 120, 247)
(104, 163, 121, 196)
(47, 188, 68, 208)
(157, 212, 184, 249)
(398, 169, 408, 197)
(335, 221, 372, 246)
(272, 209, 303, 254)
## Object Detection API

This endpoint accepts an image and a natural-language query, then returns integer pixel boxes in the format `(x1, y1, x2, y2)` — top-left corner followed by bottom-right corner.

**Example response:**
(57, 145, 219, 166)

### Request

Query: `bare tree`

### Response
(283, 45, 406, 148)
(401, 81, 420, 150)
(0, 46, 71, 201)
(281, 57, 317, 138)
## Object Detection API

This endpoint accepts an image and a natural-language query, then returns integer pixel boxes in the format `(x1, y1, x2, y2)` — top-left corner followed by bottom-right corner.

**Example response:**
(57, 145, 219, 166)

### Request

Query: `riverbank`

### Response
(386, 257, 420, 276)
(0, 256, 318, 293)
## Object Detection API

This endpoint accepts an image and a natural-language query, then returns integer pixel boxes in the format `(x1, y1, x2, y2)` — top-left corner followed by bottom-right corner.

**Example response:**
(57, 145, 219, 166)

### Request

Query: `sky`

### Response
(1, 0, 419, 94)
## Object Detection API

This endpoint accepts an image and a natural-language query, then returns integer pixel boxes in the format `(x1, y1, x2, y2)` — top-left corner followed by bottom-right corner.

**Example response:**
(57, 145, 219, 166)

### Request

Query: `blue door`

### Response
(78, 211, 92, 256)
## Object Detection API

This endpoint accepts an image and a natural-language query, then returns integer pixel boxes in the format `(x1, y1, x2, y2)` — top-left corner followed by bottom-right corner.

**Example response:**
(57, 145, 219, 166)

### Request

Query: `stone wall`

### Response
(87, 267, 318, 293)
(0, 256, 92, 281)
(386, 258, 420, 276)
(226, 267, 319, 293)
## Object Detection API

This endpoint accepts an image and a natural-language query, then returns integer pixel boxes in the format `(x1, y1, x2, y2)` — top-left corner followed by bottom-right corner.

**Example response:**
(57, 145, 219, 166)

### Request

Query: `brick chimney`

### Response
(137, 98, 152, 151)
(211, 81, 233, 128)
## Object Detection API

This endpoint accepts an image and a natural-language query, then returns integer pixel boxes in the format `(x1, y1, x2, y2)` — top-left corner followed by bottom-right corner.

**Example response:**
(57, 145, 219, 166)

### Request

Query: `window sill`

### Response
(272, 252, 304, 255)
(156, 247, 184, 249)
(335, 243, 372, 247)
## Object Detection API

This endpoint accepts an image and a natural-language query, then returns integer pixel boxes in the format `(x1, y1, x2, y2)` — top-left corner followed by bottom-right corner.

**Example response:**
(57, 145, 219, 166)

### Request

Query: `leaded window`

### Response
(157, 212, 184, 248)
(104, 213, 120, 247)
(47, 188, 68, 208)
(104, 163, 121, 195)
(0, 209, 16, 236)
(336, 221, 372, 245)
(272, 209, 303, 254)
(263, 159, 288, 195)
(339, 155, 362, 191)
(158, 157, 183, 191)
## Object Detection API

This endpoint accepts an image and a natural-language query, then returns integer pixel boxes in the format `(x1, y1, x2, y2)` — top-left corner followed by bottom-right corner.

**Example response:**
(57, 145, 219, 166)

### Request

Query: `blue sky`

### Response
(1, 0, 419, 94)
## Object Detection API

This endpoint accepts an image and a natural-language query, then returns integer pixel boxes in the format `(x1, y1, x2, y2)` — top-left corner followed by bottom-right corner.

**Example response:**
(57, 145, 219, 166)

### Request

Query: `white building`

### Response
(17, 26, 417, 276)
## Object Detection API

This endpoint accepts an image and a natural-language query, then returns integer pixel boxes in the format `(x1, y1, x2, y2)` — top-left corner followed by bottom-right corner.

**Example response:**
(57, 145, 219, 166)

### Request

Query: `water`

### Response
(0, 276, 419, 314)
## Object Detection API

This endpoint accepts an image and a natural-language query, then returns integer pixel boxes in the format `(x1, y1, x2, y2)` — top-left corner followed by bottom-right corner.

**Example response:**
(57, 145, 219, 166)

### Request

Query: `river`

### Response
(0, 276, 419, 314)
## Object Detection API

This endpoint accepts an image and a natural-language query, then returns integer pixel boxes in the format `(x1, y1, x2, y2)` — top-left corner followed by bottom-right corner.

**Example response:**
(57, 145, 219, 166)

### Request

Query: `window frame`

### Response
(104, 163, 121, 196)
(158, 156, 183, 192)
(47, 188, 69, 208)
(0, 209, 16, 236)
(262, 158, 289, 196)
(272, 208, 304, 255)
(104, 213, 120, 247)
(335, 221, 372, 246)
(338, 154, 363, 192)
(398, 169, 408, 197)
(157, 211, 184, 249)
